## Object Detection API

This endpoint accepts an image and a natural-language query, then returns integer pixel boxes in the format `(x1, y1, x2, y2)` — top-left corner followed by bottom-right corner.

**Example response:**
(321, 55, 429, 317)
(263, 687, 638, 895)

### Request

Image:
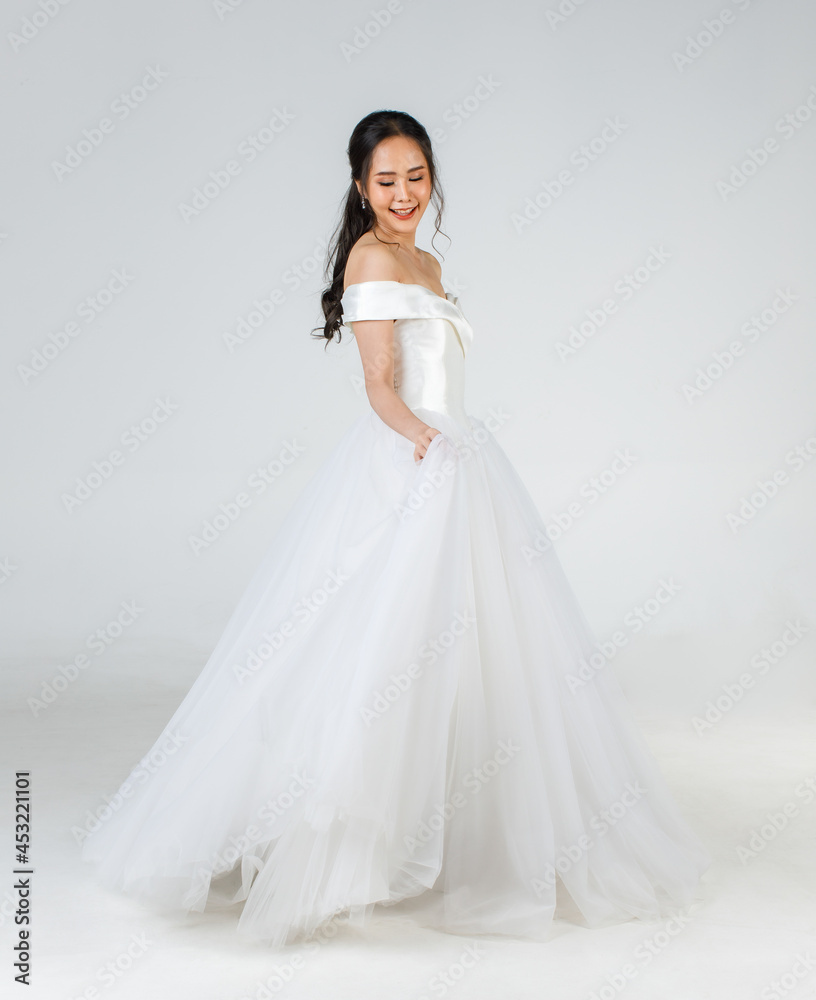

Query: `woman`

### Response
(82, 109, 711, 948)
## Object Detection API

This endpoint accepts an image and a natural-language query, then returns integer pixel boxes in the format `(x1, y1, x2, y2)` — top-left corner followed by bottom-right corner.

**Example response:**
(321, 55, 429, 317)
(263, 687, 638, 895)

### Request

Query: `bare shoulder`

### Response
(420, 249, 442, 280)
(344, 237, 400, 290)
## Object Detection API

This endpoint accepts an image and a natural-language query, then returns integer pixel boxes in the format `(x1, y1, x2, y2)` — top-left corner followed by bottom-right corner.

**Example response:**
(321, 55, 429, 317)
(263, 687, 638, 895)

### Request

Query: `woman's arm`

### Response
(351, 316, 439, 462)
(344, 244, 440, 462)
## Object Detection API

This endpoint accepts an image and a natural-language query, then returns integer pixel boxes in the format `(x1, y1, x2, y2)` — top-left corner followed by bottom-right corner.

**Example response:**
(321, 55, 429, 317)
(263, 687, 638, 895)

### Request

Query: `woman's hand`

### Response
(413, 425, 441, 463)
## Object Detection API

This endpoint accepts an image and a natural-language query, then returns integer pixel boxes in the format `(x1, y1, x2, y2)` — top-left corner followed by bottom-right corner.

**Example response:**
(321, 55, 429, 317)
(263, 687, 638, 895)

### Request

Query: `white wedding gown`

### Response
(81, 279, 711, 947)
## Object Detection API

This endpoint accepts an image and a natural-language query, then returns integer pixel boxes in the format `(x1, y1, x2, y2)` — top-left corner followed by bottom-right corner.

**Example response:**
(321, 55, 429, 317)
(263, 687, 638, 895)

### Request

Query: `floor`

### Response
(6, 660, 816, 1000)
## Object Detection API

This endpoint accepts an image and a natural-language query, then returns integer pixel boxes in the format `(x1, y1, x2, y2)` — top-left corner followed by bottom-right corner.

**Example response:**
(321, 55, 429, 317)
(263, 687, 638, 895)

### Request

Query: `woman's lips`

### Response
(390, 206, 416, 218)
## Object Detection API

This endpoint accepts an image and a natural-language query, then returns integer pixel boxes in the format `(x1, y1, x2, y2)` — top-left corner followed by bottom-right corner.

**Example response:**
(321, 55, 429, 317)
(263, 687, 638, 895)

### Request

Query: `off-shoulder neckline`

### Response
(342, 279, 450, 303)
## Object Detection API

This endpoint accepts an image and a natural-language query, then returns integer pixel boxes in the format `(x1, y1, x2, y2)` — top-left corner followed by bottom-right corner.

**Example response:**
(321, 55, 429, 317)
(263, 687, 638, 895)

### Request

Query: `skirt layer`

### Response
(81, 408, 711, 946)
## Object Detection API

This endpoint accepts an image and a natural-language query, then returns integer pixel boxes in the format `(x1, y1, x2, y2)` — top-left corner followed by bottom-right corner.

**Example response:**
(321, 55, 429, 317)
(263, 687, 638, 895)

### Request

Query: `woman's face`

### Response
(358, 135, 431, 235)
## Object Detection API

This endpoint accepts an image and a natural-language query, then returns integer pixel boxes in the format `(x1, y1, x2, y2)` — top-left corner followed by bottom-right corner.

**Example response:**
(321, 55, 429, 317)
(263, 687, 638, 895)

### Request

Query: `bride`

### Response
(81, 109, 711, 948)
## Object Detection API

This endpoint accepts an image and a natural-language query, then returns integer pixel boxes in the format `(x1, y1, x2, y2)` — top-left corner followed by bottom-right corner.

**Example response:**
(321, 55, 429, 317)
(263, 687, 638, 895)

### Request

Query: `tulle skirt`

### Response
(81, 406, 711, 947)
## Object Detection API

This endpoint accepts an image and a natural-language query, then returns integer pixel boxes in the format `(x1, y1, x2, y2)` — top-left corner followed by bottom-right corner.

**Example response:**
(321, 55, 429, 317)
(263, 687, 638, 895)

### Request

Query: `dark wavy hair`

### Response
(311, 110, 448, 347)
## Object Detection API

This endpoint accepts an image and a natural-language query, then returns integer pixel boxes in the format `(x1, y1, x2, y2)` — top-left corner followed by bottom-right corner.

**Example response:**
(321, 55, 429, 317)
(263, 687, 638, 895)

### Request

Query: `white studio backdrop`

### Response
(2, 0, 815, 723)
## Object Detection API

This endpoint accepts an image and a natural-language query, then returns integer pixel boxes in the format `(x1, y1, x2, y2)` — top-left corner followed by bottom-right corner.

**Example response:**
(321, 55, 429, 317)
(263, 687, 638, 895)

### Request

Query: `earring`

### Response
(361, 194, 366, 209)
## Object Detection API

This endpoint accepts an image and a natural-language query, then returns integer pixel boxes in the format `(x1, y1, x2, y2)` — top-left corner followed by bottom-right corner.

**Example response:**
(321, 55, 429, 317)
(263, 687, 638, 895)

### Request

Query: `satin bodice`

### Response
(341, 280, 474, 425)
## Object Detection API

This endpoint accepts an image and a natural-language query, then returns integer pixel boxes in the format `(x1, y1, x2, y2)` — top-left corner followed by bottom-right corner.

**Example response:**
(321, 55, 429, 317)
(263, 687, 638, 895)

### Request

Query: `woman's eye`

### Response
(378, 177, 424, 186)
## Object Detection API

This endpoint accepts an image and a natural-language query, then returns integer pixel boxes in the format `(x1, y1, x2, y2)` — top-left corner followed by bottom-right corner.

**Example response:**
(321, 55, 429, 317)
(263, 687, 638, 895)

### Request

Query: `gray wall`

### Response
(3, 0, 814, 719)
